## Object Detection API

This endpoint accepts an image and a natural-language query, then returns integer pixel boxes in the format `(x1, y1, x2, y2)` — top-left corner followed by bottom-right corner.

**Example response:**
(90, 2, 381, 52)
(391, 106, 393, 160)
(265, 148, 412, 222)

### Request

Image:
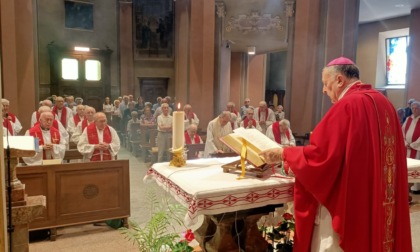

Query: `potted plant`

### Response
(120, 189, 195, 252)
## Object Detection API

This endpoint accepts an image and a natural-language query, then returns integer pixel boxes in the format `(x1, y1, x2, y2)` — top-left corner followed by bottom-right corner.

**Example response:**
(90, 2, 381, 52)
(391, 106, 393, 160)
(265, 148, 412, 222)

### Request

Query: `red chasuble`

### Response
(272, 121, 290, 144)
(283, 84, 412, 252)
(52, 106, 67, 127)
(403, 116, 420, 158)
(86, 123, 112, 161)
(3, 119, 13, 135)
(184, 131, 201, 144)
(243, 118, 256, 128)
(29, 125, 61, 159)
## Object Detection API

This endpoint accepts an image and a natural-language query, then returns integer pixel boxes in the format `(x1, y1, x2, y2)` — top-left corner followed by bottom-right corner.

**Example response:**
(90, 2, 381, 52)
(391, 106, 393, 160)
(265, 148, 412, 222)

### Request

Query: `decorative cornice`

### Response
(285, 1, 295, 18)
(215, 2, 226, 18)
(226, 12, 283, 33)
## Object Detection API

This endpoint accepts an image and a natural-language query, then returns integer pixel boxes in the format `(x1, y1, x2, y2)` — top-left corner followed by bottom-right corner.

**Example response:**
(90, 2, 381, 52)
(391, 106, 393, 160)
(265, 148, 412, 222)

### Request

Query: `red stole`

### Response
(258, 108, 268, 121)
(283, 84, 412, 251)
(184, 131, 200, 144)
(29, 125, 61, 159)
(74, 115, 83, 126)
(404, 116, 420, 158)
(81, 119, 92, 131)
(86, 123, 112, 161)
(3, 119, 13, 135)
(243, 118, 256, 128)
(272, 121, 290, 144)
(52, 106, 67, 127)
(5, 112, 16, 123)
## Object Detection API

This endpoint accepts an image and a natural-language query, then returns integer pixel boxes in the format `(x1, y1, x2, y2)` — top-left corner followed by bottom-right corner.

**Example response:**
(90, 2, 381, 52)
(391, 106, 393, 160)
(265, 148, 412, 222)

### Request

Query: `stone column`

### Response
(214, 2, 231, 115)
(1, 0, 37, 132)
(288, 0, 359, 135)
(406, 8, 420, 101)
(119, 0, 134, 96)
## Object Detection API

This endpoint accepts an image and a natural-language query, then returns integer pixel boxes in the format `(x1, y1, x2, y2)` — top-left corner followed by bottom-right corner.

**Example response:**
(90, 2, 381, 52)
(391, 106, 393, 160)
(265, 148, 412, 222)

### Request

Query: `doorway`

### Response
(139, 77, 169, 104)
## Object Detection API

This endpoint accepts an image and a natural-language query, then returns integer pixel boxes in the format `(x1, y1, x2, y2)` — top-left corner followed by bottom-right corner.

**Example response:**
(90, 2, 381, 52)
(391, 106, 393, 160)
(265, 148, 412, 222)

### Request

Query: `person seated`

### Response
(67, 105, 85, 135)
(240, 98, 253, 120)
(2, 99, 22, 135)
(52, 96, 74, 130)
(31, 99, 54, 127)
(183, 104, 199, 130)
(184, 123, 203, 145)
(203, 111, 233, 157)
(34, 106, 69, 146)
(227, 101, 241, 127)
(71, 106, 96, 144)
(274, 105, 285, 121)
(122, 101, 138, 131)
(65, 95, 77, 115)
(230, 112, 239, 130)
(240, 108, 262, 131)
(253, 101, 276, 134)
(23, 112, 66, 165)
(266, 119, 296, 147)
(75, 97, 84, 105)
(77, 112, 120, 162)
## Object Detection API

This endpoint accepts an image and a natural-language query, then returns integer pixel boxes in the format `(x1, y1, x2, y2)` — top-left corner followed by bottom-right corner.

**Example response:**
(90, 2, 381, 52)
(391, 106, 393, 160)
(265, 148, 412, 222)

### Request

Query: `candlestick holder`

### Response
(169, 147, 187, 167)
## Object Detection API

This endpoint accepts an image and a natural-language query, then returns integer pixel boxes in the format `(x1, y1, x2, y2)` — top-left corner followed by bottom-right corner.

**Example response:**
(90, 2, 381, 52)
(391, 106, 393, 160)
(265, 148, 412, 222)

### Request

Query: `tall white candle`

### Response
(172, 103, 184, 150)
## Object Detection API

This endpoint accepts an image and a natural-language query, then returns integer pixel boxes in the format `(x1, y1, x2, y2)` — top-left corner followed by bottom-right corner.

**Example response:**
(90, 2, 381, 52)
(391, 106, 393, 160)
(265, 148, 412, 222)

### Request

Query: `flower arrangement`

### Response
(260, 211, 295, 252)
(169, 229, 195, 252)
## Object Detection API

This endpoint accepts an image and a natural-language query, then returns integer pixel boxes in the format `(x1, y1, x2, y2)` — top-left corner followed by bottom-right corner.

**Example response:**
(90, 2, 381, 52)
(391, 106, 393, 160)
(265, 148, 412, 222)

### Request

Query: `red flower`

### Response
(184, 229, 195, 242)
(283, 213, 293, 221)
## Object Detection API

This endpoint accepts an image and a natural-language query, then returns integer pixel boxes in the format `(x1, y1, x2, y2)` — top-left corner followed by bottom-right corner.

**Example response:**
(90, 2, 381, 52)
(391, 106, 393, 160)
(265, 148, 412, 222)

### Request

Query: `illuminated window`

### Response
(85, 60, 101, 81)
(386, 36, 409, 85)
(61, 58, 79, 80)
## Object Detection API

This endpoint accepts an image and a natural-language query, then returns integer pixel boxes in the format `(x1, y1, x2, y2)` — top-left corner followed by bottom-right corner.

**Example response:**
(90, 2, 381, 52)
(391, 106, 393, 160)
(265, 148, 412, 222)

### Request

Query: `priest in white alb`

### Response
(203, 111, 233, 157)
(2, 99, 22, 135)
(71, 106, 95, 144)
(77, 112, 120, 161)
(23, 112, 66, 165)
(52, 96, 74, 131)
(402, 100, 420, 192)
(266, 119, 296, 147)
(253, 101, 275, 133)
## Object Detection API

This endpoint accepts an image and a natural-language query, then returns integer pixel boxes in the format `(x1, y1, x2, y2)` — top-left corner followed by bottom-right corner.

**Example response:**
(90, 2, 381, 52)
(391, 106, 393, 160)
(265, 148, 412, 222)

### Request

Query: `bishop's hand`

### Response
(259, 147, 284, 164)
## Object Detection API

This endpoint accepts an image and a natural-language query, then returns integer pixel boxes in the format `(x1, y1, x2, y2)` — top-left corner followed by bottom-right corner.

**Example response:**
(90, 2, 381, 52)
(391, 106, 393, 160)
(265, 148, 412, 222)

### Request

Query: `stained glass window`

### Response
(386, 36, 409, 85)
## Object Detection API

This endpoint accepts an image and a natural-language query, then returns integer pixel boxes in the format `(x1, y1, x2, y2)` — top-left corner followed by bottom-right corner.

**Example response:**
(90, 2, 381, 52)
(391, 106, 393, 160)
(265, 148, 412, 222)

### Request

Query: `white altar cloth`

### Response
(407, 158, 420, 183)
(144, 157, 294, 227)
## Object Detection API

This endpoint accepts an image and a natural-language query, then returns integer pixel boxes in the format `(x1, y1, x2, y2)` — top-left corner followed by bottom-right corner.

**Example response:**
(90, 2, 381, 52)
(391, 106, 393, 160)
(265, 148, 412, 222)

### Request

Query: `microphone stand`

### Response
(5, 113, 14, 252)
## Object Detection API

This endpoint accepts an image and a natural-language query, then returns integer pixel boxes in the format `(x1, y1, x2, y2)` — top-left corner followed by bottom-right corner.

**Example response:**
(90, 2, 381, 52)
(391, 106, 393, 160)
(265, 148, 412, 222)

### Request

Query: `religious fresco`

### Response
(133, 0, 174, 60)
(64, 1, 94, 30)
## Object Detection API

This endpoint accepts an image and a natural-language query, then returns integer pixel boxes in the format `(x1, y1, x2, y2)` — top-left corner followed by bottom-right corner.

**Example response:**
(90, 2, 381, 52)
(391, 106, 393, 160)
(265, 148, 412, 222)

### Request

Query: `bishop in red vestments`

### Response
(261, 57, 412, 252)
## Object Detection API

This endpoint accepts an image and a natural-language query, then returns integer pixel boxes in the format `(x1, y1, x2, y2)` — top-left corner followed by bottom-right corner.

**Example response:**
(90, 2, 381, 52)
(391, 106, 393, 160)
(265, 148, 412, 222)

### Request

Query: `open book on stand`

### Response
(220, 128, 279, 168)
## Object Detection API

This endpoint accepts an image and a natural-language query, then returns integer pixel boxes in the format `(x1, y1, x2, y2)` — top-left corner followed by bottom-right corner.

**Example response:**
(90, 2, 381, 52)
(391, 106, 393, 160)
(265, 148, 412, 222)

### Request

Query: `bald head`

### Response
(38, 106, 52, 114)
(94, 112, 107, 130)
(42, 100, 53, 108)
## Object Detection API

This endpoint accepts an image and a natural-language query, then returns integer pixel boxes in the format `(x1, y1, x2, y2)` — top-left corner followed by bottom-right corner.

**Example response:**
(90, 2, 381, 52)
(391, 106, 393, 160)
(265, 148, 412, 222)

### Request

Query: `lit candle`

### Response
(172, 103, 185, 151)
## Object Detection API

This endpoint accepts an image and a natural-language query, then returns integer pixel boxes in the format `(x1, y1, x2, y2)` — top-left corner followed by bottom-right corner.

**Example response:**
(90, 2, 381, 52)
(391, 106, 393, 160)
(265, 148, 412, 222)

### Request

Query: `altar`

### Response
(407, 158, 420, 183)
(144, 157, 294, 251)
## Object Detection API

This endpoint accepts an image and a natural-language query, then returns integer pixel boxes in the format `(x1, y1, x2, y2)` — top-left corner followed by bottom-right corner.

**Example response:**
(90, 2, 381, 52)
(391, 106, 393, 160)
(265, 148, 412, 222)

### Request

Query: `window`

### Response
(386, 36, 409, 85)
(85, 60, 101, 81)
(61, 58, 78, 80)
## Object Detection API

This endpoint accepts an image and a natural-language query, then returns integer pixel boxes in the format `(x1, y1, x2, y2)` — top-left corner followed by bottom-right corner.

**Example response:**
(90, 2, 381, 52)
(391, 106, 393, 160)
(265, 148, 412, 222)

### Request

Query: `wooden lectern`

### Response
(3, 136, 46, 251)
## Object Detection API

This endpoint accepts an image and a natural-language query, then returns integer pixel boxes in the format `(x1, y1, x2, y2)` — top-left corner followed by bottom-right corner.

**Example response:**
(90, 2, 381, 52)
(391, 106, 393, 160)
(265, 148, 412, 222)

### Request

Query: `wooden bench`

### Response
(16, 160, 130, 240)
(63, 149, 84, 163)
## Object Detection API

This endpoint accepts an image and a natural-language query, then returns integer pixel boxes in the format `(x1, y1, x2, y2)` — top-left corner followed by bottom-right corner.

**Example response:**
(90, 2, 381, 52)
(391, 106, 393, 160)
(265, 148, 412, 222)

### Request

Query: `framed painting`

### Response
(133, 0, 174, 60)
(64, 1, 94, 31)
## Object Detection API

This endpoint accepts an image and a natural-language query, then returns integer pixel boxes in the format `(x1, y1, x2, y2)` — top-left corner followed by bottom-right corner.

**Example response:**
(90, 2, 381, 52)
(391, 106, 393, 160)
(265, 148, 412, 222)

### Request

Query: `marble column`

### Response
(119, 1, 134, 96)
(288, 0, 359, 135)
(174, 0, 215, 127)
(406, 8, 420, 102)
(1, 0, 37, 133)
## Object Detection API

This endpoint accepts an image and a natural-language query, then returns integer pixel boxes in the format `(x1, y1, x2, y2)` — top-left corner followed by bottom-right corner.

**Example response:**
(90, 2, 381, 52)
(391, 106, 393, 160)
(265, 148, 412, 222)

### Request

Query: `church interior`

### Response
(1, 0, 420, 251)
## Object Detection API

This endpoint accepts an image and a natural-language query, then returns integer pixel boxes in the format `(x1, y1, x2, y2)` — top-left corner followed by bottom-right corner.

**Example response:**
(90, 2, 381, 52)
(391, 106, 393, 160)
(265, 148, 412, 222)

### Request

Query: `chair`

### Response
(186, 143, 205, 160)
(139, 127, 158, 162)
(129, 122, 141, 156)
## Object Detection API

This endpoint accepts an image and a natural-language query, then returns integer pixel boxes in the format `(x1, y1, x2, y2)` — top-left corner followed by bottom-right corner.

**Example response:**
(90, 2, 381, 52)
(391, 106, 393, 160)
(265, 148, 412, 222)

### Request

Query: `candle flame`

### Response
(177, 103, 181, 110)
